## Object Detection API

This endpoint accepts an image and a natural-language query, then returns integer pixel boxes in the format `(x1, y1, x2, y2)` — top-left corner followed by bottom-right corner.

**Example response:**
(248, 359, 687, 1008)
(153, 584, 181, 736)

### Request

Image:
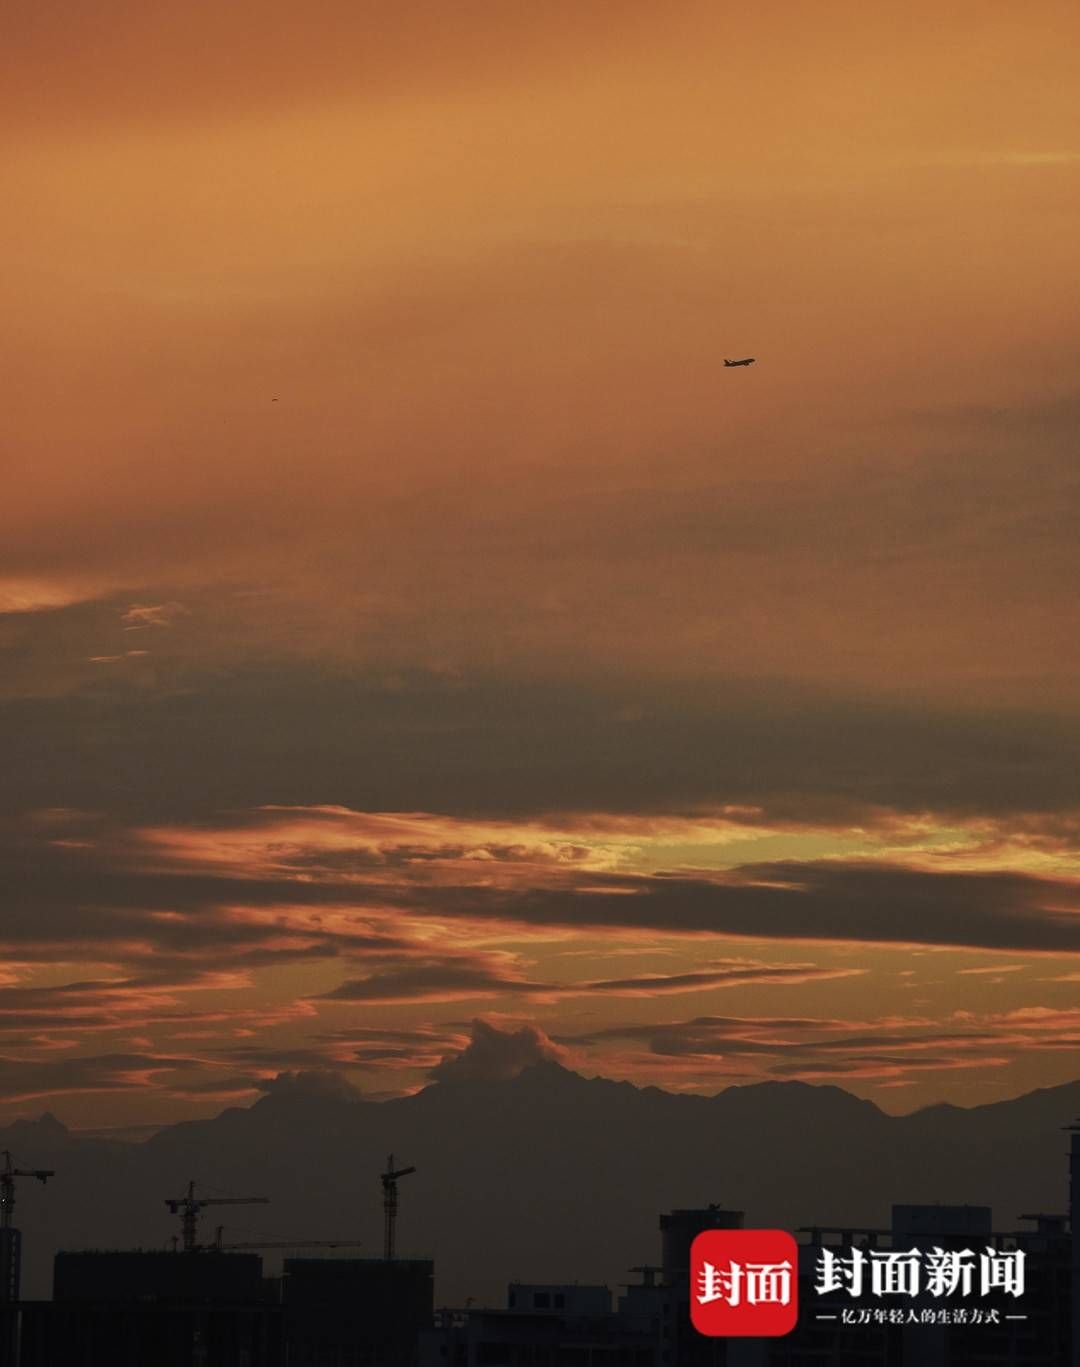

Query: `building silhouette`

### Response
(283, 1257, 434, 1366)
(19, 1250, 282, 1367)
(9, 1251, 433, 1367)
(420, 1125, 1080, 1367)
(422, 1283, 655, 1365)
(0, 1119, 1076, 1365)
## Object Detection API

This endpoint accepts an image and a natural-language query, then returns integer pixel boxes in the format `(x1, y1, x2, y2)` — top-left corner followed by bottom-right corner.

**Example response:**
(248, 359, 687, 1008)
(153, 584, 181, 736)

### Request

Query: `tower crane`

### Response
(1, 1151, 54, 1231)
(165, 1180, 269, 1252)
(1, 1152, 54, 1306)
(380, 1154, 415, 1261)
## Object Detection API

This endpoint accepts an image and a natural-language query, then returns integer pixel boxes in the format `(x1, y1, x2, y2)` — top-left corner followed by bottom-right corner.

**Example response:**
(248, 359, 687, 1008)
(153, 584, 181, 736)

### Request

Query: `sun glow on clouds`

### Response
(0, 580, 97, 614)
(137, 804, 1080, 884)
(3, 1, 1080, 1125)
(0, 799, 1077, 1122)
(138, 806, 773, 880)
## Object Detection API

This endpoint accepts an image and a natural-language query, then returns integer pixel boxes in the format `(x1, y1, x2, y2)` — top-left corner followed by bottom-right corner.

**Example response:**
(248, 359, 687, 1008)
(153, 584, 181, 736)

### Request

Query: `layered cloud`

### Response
(0, 1050, 253, 1106)
(564, 1005, 1080, 1089)
(0, 798, 1076, 1119)
(5, 0, 1080, 707)
(318, 957, 865, 1005)
(3, 0, 1079, 1123)
(6, 806, 1080, 960)
(4, 671, 1080, 831)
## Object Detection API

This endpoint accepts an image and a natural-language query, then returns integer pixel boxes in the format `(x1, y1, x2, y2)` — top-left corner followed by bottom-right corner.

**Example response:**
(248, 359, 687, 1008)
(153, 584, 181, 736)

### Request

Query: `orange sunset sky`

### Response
(3, 0, 1079, 1129)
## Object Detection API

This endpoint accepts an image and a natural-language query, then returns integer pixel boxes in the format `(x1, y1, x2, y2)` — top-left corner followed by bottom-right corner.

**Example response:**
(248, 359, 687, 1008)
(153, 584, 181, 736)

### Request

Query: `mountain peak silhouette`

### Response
(4, 1111, 69, 1141)
(3, 1074, 1078, 1306)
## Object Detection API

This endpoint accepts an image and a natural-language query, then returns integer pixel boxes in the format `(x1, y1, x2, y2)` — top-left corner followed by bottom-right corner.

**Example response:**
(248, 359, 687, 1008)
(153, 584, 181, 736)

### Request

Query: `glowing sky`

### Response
(3, 0, 1079, 1127)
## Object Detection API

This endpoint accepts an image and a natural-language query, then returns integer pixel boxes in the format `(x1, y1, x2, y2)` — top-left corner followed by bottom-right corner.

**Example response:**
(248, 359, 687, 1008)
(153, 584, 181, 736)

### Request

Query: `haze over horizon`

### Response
(4, 0, 1080, 1130)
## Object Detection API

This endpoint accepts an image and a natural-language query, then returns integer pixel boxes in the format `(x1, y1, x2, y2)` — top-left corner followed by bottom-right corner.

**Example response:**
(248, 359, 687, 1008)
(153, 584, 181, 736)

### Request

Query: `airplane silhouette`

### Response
(723, 358, 755, 367)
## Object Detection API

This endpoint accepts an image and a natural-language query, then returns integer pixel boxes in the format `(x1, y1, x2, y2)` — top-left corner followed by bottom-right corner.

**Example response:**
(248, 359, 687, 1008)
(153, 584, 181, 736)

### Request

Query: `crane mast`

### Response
(380, 1154, 415, 1261)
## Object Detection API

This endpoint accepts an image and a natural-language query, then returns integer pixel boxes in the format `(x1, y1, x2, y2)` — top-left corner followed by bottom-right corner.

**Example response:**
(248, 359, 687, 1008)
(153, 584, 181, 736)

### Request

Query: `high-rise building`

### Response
(283, 1256, 434, 1367)
(19, 1251, 283, 1367)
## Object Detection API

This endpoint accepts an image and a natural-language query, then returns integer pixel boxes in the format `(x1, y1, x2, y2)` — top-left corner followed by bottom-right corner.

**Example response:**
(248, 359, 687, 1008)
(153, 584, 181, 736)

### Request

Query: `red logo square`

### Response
(690, 1229, 799, 1337)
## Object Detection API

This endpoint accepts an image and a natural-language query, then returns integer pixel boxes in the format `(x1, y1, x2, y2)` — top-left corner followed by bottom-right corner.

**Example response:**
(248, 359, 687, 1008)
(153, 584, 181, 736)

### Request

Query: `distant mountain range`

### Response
(5, 1065, 1079, 1305)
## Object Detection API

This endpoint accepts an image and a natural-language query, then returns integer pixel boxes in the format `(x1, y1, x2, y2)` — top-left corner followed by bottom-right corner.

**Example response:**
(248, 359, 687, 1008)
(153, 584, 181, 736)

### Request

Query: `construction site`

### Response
(0, 1132, 1077, 1366)
(1, 1152, 432, 1367)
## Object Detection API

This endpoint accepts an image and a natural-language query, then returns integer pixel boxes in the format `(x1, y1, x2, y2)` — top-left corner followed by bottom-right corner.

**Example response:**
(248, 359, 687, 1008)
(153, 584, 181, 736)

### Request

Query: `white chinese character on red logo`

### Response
(697, 1260, 741, 1307)
(745, 1261, 793, 1307)
(697, 1259, 792, 1308)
